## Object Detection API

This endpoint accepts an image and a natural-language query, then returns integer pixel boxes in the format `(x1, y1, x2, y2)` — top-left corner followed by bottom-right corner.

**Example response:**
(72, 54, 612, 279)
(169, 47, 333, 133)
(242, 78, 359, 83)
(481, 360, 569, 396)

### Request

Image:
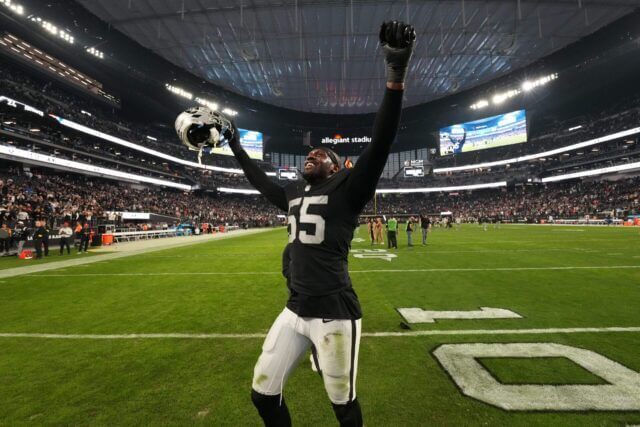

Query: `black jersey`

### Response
(234, 89, 404, 319)
(283, 169, 361, 296)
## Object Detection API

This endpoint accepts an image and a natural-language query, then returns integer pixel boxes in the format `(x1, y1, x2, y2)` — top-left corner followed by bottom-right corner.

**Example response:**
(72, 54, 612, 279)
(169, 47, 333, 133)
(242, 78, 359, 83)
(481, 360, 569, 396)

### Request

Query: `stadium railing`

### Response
(111, 229, 179, 243)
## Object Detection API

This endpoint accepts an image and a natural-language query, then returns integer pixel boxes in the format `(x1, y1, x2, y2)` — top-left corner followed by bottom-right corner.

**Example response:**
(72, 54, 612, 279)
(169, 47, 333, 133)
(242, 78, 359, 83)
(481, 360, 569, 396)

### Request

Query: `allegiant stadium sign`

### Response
(321, 135, 372, 144)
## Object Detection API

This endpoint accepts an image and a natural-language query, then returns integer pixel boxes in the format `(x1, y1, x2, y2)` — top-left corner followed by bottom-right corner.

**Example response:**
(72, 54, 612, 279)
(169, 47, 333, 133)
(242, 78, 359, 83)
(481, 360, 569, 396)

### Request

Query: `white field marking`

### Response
(400, 248, 581, 255)
(398, 307, 522, 324)
(434, 343, 640, 411)
(501, 223, 636, 228)
(136, 248, 584, 258)
(415, 238, 631, 247)
(1, 327, 640, 340)
(28, 264, 640, 277)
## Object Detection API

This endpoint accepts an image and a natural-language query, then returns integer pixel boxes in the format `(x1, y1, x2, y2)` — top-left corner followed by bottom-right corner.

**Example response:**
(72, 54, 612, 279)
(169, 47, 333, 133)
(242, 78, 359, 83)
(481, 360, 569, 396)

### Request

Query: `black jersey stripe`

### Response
(349, 319, 357, 402)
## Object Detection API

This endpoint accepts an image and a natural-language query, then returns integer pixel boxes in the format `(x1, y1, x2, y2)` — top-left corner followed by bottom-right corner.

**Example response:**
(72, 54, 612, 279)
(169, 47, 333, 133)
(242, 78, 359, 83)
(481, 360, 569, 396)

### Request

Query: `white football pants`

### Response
(252, 307, 361, 405)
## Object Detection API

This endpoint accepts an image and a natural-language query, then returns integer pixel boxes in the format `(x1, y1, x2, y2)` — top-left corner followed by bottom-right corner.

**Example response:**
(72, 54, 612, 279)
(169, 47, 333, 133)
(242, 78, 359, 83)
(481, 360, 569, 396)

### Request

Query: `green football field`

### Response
(1, 224, 640, 426)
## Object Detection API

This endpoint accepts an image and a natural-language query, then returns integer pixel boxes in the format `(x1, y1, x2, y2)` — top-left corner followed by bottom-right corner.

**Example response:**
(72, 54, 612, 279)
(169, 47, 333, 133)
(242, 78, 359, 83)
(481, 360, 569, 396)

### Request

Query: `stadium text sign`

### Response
(321, 135, 372, 144)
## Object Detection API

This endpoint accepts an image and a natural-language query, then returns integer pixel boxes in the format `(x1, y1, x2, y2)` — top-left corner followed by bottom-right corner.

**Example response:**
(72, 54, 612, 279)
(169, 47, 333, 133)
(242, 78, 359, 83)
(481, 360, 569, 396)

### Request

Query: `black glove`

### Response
(223, 123, 242, 155)
(379, 21, 416, 84)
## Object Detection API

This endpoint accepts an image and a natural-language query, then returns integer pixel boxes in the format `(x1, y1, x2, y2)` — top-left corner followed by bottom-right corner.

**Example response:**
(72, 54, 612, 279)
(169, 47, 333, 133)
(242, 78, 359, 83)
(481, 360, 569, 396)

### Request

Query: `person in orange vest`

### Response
(74, 221, 83, 251)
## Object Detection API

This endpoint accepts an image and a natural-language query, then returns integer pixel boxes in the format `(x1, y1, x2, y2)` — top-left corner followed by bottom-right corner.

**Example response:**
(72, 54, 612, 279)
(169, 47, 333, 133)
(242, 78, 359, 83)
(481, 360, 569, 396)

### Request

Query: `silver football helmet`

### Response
(174, 106, 234, 151)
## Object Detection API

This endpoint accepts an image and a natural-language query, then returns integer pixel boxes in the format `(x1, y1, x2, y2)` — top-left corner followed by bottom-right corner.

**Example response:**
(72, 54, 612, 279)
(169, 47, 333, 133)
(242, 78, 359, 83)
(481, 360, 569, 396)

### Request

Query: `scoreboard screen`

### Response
(211, 128, 263, 160)
(439, 110, 527, 156)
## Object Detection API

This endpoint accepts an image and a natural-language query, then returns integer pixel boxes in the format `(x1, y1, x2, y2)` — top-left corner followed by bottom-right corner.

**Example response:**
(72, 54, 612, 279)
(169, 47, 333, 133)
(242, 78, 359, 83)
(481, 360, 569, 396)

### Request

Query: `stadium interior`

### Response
(1, 0, 640, 425)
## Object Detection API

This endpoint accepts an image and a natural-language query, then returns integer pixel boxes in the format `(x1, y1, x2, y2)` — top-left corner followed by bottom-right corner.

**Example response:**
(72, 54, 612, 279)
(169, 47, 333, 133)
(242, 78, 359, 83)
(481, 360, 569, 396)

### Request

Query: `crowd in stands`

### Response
(365, 176, 640, 222)
(2, 159, 637, 231)
(0, 165, 282, 256)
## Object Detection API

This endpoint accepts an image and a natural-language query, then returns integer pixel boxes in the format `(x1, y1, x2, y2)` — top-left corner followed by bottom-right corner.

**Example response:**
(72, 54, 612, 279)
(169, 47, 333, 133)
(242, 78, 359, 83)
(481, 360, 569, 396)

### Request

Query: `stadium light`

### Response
(0, 0, 24, 15)
(36, 20, 75, 44)
(86, 47, 104, 59)
(195, 97, 218, 111)
(2, 2, 77, 45)
(470, 100, 489, 110)
(165, 83, 193, 100)
(167, 84, 237, 116)
(470, 73, 558, 109)
(522, 73, 558, 92)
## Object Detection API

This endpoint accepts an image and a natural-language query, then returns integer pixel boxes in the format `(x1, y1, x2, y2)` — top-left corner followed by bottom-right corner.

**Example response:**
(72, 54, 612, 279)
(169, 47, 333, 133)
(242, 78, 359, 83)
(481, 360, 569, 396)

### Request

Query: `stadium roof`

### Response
(76, 0, 638, 114)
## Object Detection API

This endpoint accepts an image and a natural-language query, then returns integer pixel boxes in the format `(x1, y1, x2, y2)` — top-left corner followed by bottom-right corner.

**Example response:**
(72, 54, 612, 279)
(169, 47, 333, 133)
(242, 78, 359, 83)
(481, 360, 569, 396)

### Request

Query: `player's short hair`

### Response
(311, 147, 341, 170)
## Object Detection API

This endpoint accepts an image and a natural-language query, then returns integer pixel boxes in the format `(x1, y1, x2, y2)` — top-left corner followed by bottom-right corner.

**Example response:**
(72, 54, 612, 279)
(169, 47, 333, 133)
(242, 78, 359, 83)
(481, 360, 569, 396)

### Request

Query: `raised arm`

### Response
(345, 21, 415, 212)
(227, 127, 288, 212)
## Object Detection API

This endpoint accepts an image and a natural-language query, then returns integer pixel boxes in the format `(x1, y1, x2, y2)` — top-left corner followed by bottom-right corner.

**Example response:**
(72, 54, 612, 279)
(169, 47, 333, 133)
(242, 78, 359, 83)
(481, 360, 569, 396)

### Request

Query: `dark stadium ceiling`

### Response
(75, 0, 639, 114)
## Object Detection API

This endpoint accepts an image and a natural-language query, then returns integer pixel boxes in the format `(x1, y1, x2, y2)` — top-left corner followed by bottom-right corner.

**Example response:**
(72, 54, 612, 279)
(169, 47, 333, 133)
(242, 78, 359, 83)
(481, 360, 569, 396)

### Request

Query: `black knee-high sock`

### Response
(251, 389, 292, 427)
(332, 398, 363, 427)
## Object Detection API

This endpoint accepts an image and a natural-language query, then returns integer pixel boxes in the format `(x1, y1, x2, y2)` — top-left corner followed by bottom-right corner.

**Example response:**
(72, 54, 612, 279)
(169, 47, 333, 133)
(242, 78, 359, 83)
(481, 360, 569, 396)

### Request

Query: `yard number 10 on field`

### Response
(398, 307, 640, 411)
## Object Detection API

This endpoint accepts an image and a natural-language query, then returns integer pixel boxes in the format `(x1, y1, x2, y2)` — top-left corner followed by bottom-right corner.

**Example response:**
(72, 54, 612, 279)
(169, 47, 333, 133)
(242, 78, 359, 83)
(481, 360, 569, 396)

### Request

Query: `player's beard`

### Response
(302, 166, 324, 184)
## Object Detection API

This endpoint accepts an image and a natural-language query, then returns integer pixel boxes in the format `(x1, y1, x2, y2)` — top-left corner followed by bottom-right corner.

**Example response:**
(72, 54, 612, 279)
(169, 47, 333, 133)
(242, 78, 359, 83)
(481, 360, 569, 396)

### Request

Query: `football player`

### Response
(227, 21, 415, 427)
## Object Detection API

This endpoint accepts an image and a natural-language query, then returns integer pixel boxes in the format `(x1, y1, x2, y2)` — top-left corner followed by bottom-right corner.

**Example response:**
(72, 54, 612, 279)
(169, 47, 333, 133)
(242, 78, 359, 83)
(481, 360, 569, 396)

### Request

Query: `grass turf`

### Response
(0, 224, 639, 425)
(0, 250, 98, 270)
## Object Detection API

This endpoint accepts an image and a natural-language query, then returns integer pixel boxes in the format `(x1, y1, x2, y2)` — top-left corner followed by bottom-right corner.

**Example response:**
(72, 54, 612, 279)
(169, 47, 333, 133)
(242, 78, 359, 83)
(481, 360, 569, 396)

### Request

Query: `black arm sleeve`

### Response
(233, 149, 288, 212)
(344, 88, 404, 212)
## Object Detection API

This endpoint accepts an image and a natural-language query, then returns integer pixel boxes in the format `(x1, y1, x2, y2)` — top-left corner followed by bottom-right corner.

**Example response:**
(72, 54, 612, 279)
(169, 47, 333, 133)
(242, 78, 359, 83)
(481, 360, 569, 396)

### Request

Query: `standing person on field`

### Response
(0, 223, 10, 254)
(32, 220, 46, 259)
(366, 218, 374, 246)
(420, 214, 430, 245)
(406, 216, 414, 247)
(223, 20, 415, 427)
(79, 223, 90, 253)
(42, 220, 50, 256)
(374, 217, 384, 245)
(59, 221, 73, 255)
(74, 221, 83, 250)
(14, 221, 29, 256)
(386, 216, 398, 249)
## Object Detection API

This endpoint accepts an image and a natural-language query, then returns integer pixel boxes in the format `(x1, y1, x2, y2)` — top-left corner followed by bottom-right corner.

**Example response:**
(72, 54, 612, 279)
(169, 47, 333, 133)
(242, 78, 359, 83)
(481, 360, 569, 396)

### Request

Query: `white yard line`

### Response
(28, 264, 640, 277)
(1, 326, 640, 340)
(0, 229, 273, 279)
